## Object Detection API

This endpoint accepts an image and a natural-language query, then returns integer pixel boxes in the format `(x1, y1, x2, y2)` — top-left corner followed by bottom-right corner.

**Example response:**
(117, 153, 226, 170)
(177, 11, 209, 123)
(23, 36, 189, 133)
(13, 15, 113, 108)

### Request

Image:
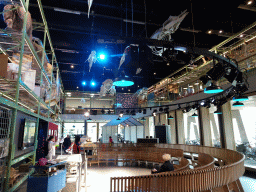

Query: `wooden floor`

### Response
(14, 164, 256, 192)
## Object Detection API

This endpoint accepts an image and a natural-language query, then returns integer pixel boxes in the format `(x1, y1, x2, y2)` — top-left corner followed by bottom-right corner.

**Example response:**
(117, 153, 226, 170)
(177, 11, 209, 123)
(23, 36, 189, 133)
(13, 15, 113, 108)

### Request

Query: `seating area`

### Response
(107, 144, 244, 192)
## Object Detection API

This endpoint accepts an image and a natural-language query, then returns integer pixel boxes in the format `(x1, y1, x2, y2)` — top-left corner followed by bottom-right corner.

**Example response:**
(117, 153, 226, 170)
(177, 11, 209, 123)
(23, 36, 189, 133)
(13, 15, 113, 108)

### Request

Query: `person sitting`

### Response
(63, 135, 71, 153)
(152, 154, 174, 174)
(73, 136, 81, 154)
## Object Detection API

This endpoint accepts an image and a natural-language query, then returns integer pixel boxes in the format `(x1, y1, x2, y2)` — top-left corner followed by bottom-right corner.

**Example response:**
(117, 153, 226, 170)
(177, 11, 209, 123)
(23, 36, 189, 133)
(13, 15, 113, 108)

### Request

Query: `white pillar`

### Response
(209, 113, 219, 141)
(176, 110, 185, 144)
(168, 111, 176, 144)
(199, 107, 213, 147)
(232, 110, 249, 144)
(221, 102, 236, 150)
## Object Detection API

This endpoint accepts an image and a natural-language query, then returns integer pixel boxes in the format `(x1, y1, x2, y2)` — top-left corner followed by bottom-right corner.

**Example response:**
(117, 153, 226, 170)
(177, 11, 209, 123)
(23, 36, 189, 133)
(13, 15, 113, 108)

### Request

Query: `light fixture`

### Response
(113, 74, 134, 87)
(233, 101, 244, 107)
(131, 110, 136, 116)
(141, 117, 146, 121)
(191, 112, 198, 117)
(101, 109, 105, 114)
(168, 115, 174, 119)
(91, 81, 96, 86)
(76, 86, 79, 89)
(219, 30, 223, 33)
(143, 109, 147, 114)
(214, 107, 222, 114)
(204, 83, 223, 94)
(154, 72, 156, 75)
(208, 30, 212, 34)
(87, 117, 92, 122)
(117, 117, 121, 120)
(240, 34, 244, 38)
(247, 0, 253, 5)
(71, 65, 74, 69)
(82, 81, 86, 86)
(233, 95, 249, 102)
(84, 111, 90, 117)
(99, 54, 105, 60)
(108, 110, 111, 114)
(152, 110, 157, 116)
(119, 111, 124, 117)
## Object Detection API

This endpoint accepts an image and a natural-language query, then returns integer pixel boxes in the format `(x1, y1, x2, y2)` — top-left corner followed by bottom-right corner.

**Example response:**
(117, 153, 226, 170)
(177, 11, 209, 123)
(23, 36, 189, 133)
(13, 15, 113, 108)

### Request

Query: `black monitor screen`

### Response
(18, 119, 36, 149)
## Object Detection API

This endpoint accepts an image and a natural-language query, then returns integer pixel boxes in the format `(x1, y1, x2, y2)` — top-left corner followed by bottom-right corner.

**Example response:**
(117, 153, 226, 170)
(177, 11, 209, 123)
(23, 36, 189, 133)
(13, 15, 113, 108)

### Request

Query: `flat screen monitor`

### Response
(18, 119, 36, 149)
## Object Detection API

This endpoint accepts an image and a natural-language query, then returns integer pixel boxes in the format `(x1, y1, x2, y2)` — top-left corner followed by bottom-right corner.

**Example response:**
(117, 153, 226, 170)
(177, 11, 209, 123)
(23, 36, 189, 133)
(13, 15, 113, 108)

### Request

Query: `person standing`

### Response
(63, 135, 71, 153)
(46, 136, 59, 161)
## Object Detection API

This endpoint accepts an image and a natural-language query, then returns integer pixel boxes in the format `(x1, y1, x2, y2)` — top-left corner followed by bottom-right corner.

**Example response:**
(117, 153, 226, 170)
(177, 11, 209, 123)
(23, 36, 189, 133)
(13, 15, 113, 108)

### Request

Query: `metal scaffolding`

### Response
(0, 0, 63, 191)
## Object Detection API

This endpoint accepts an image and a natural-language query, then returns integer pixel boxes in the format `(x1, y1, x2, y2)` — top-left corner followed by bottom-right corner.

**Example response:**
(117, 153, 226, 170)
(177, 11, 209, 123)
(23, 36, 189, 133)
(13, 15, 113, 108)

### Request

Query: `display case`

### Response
(27, 162, 66, 192)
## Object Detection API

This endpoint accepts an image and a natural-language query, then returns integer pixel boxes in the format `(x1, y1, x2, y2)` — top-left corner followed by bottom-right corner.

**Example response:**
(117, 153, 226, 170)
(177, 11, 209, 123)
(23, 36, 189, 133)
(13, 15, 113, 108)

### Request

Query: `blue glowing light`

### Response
(82, 81, 86, 86)
(214, 111, 222, 114)
(91, 81, 96, 86)
(233, 96, 249, 102)
(113, 80, 134, 87)
(99, 54, 105, 60)
(233, 101, 244, 107)
(204, 88, 223, 94)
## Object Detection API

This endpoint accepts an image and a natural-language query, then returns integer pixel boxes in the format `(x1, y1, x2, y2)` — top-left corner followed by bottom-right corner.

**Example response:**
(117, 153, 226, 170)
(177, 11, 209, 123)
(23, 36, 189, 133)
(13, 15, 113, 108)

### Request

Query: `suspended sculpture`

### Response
(135, 87, 148, 102)
(85, 50, 98, 72)
(88, 0, 93, 18)
(150, 10, 188, 56)
(3, 3, 33, 41)
(100, 79, 116, 97)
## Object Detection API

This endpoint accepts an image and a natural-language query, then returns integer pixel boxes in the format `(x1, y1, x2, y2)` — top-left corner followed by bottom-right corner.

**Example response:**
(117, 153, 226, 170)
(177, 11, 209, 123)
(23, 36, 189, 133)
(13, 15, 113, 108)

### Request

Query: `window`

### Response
(209, 105, 221, 148)
(184, 110, 200, 145)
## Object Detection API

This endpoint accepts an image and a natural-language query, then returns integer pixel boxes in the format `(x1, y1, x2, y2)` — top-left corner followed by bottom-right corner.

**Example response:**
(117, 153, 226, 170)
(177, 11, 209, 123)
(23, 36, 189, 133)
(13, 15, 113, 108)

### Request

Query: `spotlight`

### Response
(84, 111, 90, 117)
(91, 81, 96, 86)
(152, 110, 157, 116)
(71, 65, 74, 69)
(141, 117, 146, 121)
(247, 0, 253, 5)
(119, 111, 124, 117)
(82, 81, 86, 86)
(233, 101, 244, 107)
(208, 30, 212, 34)
(143, 109, 147, 114)
(168, 115, 174, 119)
(214, 107, 222, 114)
(191, 112, 198, 117)
(233, 95, 249, 102)
(204, 83, 223, 94)
(99, 54, 105, 60)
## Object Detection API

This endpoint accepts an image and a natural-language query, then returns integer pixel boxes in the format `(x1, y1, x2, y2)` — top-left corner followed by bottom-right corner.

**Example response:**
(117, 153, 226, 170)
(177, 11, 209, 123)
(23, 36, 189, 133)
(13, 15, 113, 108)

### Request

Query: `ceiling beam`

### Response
(238, 4, 256, 12)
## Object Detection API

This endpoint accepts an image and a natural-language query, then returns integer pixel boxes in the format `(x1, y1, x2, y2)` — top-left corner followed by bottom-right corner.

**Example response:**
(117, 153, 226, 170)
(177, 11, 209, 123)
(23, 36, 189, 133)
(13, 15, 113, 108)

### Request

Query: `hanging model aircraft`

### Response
(118, 10, 188, 71)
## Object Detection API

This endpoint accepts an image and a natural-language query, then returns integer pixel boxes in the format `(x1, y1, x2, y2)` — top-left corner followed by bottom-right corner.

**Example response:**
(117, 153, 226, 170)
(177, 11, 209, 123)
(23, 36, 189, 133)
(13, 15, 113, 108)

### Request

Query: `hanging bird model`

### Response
(88, 0, 93, 18)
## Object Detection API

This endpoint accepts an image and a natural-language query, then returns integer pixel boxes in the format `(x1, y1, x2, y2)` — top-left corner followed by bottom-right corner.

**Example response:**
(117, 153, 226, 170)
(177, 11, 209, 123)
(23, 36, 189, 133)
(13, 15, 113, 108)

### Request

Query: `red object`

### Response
(109, 137, 113, 143)
(48, 122, 58, 141)
(73, 143, 80, 154)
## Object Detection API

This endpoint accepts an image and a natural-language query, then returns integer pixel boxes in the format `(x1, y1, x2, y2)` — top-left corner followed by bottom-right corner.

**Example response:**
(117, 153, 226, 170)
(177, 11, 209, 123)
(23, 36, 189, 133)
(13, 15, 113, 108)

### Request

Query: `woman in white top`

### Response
(46, 136, 59, 161)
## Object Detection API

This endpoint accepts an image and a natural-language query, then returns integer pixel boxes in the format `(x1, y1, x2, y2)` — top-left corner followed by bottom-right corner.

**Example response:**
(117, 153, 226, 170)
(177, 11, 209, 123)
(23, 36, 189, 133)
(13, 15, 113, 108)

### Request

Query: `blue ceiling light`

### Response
(233, 95, 249, 102)
(141, 117, 146, 121)
(113, 76, 134, 87)
(91, 81, 96, 86)
(82, 81, 86, 86)
(99, 54, 105, 60)
(204, 84, 223, 94)
(233, 101, 244, 107)
(87, 117, 92, 122)
(168, 115, 174, 119)
(191, 112, 198, 117)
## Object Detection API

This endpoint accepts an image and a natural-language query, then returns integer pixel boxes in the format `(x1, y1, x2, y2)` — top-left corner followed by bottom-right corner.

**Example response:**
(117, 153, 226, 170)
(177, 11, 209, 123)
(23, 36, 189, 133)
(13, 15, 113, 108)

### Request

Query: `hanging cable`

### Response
(126, 0, 128, 37)
(190, 0, 196, 47)
(131, 0, 134, 37)
(144, 0, 147, 38)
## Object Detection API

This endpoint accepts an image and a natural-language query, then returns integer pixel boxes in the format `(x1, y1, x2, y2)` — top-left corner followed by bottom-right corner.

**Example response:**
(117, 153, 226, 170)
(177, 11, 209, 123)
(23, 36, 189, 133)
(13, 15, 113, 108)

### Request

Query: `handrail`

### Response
(109, 144, 245, 192)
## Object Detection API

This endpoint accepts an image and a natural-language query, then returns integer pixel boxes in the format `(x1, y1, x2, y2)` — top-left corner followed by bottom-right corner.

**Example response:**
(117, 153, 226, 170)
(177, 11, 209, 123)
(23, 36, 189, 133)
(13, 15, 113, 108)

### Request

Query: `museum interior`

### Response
(0, 0, 256, 191)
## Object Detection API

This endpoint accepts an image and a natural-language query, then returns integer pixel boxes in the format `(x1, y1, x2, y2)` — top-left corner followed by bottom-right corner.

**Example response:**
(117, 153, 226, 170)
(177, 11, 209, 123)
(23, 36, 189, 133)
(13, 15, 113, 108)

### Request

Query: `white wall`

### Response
(66, 98, 113, 108)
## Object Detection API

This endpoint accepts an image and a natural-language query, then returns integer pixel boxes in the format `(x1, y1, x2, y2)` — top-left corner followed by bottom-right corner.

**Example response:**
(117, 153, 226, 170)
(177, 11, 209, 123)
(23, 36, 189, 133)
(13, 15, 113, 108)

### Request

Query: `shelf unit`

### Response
(0, 0, 64, 191)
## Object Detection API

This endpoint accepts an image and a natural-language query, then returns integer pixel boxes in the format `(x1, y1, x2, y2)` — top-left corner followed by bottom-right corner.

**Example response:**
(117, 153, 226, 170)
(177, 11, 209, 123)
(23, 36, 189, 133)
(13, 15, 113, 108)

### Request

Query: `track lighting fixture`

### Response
(191, 112, 198, 117)
(141, 117, 146, 121)
(233, 101, 244, 107)
(233, 95, 249, 102)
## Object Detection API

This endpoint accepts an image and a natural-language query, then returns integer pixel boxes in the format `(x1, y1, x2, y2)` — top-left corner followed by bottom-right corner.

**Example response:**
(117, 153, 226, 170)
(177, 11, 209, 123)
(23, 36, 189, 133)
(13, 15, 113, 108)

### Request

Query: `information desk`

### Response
(27, 162, 66, 192)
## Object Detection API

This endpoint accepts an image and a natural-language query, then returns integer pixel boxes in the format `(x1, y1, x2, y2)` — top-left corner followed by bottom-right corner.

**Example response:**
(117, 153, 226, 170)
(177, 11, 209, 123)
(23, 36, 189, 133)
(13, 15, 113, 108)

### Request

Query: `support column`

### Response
(220, 102, 236, 150)
(209, 113, 219, 141)
(144, 117, 150, 137)
(232, 110, 249, 144)
(199, 107, 213, 147)
(96, 122, 99, 140)
(168, 111, 176, 144)
(84, 120, 87, 136)
(175, 110, 185, 144)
